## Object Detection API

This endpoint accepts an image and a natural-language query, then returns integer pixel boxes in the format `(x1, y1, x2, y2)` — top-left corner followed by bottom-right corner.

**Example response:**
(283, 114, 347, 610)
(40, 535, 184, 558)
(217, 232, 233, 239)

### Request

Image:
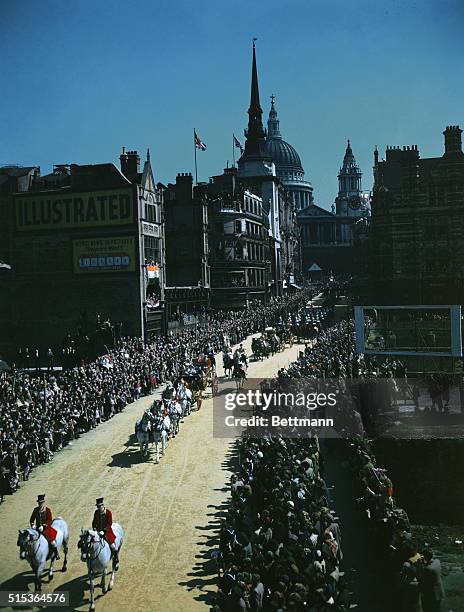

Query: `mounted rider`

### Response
(234, 344, 248, 369)
(162, 381, 175, 402)
(92, 497, 119, 565)
(29, 493, 60, 559)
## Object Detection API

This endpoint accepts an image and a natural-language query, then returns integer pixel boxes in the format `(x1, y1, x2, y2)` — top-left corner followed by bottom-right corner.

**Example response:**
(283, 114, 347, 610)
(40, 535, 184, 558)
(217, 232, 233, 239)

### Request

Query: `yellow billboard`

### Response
(73, 236, 137, 274)
(16, 189, 134, 231)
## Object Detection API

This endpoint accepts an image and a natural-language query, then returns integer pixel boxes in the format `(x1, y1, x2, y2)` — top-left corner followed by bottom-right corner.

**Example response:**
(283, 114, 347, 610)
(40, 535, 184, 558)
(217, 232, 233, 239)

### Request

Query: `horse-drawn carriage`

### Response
(277, 322, 295, 348)
(251, 336, 270, 361)
(251, 328, 281, 361)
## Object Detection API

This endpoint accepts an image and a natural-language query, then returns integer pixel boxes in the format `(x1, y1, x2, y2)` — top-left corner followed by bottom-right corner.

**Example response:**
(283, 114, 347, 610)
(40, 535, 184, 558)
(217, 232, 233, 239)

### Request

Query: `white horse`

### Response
(17, 518, 69, 591)
(78, 524, 124, 611)
(177, 385, 192, 420)
(135, 411, 152, 457)
(152, 414, 169, 464)
(168, 401, 183, 437)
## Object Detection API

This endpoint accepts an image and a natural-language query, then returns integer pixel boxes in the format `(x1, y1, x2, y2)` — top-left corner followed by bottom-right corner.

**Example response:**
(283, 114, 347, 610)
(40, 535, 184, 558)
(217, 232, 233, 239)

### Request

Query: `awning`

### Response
(290, 283, 301, 289)
(308, 263, 322, 272)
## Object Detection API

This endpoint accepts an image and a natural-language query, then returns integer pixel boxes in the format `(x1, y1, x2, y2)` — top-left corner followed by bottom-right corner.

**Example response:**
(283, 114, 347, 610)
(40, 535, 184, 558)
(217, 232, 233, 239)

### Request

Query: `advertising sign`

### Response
(16, 189, 134, 232)
(354, 305, 462, 357)
(141, 221, 160, 237)
(73, 236, 137, 274)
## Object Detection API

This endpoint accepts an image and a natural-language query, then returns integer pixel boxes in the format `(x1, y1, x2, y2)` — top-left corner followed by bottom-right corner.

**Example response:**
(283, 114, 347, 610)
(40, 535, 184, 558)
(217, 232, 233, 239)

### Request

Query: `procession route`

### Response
(0, 334, 303, 612)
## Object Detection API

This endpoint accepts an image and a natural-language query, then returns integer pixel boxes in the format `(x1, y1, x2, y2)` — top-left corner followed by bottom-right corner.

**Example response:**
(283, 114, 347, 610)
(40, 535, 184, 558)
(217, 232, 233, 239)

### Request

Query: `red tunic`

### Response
(92, 508, 116, 545)
(29, 506, 58, 542)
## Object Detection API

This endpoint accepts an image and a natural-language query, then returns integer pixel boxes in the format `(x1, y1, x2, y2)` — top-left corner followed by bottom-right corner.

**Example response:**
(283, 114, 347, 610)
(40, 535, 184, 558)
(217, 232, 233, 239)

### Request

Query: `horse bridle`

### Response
(81, 532, 106, 562)
(21, 530, 41, 565)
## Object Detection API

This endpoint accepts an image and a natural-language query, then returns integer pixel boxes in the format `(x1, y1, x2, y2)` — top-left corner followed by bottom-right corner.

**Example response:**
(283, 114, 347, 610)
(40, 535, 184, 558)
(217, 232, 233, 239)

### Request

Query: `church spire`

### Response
(241, 39, 270, 161)
(338, 139, 362, 197)
(267, 94, 281, 139)
(343, 139, 355, 166)
(250, 39, 261, 112)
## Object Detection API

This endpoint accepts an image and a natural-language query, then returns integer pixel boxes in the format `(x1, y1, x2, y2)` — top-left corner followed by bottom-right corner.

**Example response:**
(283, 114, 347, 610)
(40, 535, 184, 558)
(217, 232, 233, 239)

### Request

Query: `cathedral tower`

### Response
(335, 140, 363, 217)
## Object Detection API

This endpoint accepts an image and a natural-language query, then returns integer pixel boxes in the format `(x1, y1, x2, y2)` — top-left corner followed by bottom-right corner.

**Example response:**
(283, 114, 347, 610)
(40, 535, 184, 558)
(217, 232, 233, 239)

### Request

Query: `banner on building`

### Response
(16, 189, 134, 232)
(147, 263, 159, 279)
(73, 236, 136, 274)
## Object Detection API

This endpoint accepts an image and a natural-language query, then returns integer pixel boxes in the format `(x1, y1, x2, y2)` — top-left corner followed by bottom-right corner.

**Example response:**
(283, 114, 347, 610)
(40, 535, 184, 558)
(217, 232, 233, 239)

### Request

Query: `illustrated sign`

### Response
(73, 236, 136, 274)
(16, 189, 133, 231)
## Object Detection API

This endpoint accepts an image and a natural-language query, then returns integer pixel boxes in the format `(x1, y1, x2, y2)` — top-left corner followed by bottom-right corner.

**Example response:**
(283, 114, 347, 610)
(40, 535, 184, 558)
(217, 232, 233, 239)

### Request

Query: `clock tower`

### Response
(335, 140, 363, 218)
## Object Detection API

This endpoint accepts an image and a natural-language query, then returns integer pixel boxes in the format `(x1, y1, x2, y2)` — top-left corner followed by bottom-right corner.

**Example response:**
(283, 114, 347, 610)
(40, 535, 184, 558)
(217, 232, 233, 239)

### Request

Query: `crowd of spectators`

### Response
(0, 285, 324, 501)
(214, 436, 351, 611)
(213, 303, 444, 611)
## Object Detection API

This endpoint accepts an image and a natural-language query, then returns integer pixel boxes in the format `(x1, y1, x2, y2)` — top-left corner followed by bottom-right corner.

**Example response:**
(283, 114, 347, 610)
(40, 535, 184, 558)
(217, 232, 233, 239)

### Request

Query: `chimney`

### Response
(443, 125, 463, 157)
(175, 172, 193, 202)
(120, 147, 140, 176)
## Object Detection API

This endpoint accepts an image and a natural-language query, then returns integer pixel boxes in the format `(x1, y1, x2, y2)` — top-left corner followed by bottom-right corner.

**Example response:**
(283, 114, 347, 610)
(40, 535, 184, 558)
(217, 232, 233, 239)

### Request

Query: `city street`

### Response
(0, 336, 303, 611)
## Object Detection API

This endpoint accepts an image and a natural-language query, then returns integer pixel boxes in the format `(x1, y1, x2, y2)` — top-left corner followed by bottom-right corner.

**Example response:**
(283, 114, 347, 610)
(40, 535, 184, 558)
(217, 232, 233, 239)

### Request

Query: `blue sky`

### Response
(1, 0, 463, 208)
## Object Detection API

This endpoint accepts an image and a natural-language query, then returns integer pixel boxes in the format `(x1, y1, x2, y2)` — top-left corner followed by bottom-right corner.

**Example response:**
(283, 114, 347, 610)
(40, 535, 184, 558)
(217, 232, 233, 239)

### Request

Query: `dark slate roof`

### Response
(266, 137, 303, 172)
(0, 166, 36, 177)
(297, 203, 335, 218)
(69, 163, 131, 190)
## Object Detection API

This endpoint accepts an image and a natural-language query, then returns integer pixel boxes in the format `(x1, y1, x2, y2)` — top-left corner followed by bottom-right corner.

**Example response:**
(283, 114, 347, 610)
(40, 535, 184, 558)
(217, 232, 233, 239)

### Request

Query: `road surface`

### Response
(0, 335, 303, 611)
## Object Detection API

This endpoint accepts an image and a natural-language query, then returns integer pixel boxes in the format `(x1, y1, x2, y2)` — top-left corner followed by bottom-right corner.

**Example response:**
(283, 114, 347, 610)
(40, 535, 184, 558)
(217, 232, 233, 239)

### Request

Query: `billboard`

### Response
(16, 189, 133, 232)
(354, 305, 462, 357)
(73, 236, 137, 274)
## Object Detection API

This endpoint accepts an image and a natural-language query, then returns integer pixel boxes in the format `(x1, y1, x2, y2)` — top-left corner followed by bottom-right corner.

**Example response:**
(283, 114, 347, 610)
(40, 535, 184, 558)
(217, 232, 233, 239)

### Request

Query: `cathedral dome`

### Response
(266, 137, 303, 172)
(265, 95, 313, 210)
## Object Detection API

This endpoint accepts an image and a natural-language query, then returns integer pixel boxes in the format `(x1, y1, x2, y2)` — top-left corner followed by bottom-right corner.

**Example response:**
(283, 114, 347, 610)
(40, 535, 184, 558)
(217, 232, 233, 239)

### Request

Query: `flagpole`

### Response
(194, 128, 198, 185)
(232, 134, 236, 168)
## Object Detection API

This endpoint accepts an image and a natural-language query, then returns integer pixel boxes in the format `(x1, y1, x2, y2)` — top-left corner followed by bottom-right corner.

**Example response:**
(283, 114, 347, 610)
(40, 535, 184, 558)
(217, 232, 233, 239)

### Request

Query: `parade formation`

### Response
(1, 276, 457, 611)
(1, 285, 335, 610)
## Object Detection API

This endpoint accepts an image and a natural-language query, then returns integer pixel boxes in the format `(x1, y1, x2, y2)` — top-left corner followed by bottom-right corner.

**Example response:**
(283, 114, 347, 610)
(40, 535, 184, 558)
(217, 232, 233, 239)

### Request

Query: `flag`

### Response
(0, 261, 11, 270)
(233, 135, 244, 154)
(194, 130, 207, 151)
(147, 263, 159, 279)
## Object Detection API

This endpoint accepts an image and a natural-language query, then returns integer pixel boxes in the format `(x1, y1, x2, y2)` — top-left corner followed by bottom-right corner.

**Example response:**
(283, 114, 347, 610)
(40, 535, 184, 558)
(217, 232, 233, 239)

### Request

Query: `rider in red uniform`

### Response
(29, 494, 59, 559)
(92, 498, 118, 565)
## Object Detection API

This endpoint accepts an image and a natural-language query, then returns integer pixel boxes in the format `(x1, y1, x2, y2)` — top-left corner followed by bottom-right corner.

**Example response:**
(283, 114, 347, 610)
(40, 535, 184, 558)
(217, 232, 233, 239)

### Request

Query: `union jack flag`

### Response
(194, 130, 207, 150)
(233, 135, 243, 154)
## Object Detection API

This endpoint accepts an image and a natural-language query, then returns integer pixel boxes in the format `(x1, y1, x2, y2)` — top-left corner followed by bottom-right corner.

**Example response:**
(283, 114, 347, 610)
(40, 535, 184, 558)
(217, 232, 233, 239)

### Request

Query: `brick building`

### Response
(163, 172, 210, 323)
(1, 149, 164, 357)
(369, 125, 464, 305)
(0, 165, 39, 358)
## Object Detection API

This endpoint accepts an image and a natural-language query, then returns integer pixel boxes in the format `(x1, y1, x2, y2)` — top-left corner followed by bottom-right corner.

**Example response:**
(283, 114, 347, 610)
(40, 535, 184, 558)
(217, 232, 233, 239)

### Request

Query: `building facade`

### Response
(369, 125, 464, 305)
(163, 172, 210, 323)
(164, 172, 209, 289)
(1, 149, 164, 356)
(207, 166, 270, 308)
(0, 166, 39, 358)
(298, 140, 369, 275)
